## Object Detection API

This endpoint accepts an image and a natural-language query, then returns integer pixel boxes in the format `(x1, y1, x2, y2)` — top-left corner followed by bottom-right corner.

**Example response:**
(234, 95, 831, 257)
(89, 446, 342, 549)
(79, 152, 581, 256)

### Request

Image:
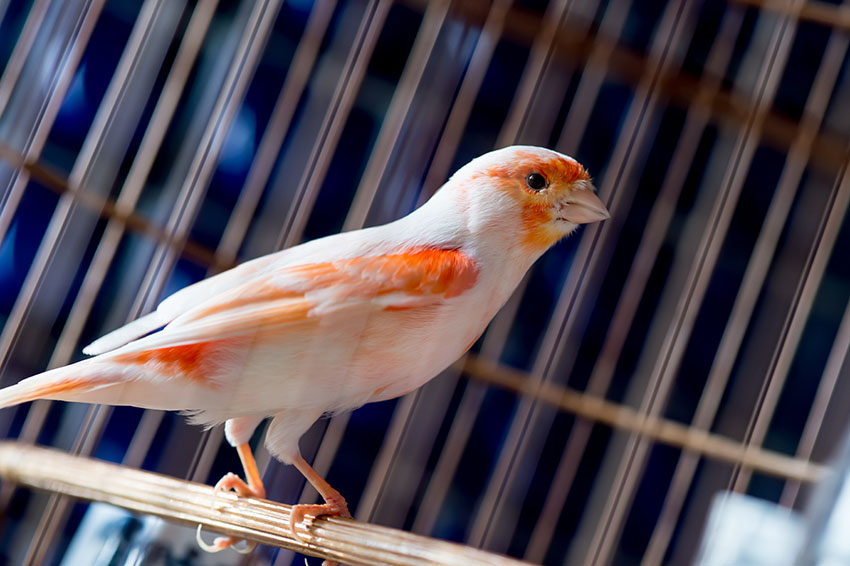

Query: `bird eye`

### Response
(525, 172, 547, 191)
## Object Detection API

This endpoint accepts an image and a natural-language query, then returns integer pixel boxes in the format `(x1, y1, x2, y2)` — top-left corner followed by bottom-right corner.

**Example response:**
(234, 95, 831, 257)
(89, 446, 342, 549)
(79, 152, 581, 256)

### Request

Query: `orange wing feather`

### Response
(112, 247, 479, 365)
(111, 342, 227, 386)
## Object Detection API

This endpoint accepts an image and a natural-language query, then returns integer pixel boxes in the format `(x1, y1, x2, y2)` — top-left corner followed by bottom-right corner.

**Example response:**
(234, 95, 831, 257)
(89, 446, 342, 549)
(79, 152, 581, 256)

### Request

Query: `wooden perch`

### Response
(0, 442, 533, 566)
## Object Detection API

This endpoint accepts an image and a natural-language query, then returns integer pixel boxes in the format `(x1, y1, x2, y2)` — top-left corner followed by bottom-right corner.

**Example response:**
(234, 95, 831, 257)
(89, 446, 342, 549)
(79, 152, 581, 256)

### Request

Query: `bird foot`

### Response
(197, 471, 266, 554)
(291, 498, 349, 566)
(212, 471, 266, 506)
(289, 495, 350, 540)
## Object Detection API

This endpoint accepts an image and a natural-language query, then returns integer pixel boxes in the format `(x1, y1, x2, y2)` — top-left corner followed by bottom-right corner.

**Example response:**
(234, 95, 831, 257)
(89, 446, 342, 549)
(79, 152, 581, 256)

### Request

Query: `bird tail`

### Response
(0, 360, 119, 410)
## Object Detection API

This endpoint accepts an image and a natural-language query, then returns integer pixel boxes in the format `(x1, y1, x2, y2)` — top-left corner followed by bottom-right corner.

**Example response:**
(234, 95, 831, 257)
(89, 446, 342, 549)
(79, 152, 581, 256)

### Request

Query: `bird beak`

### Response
(559, 188, 610, 224)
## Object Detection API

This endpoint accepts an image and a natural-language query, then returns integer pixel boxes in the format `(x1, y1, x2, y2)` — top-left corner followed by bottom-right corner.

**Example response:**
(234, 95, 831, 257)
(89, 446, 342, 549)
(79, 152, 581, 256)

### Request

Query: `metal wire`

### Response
(730, 135, 850, 493)
(274, 0, 391, 251)
(18, 1, 196, 560)
(485, 0, 696, 559)
(0, 0, 107, 377)
(782, 277, 850, 508)
(346, 0, 453, 522)
(359, 0, 560, 535)
(574, 3, 804, 562)
(178, 0, 338, 498)
(642, 11, 850, 563)
(16, 2, 279, 563)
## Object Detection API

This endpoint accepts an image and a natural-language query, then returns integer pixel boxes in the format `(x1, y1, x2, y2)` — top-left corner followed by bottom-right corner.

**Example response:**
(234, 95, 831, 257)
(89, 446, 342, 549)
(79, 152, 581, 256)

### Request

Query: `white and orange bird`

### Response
(0, 146, 608, 551)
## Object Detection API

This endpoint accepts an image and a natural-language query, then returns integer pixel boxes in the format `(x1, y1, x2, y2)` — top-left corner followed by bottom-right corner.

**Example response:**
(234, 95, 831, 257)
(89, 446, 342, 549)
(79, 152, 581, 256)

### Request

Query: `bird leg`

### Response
(289, 453, 350, 540)
(196, 443, 266, 553)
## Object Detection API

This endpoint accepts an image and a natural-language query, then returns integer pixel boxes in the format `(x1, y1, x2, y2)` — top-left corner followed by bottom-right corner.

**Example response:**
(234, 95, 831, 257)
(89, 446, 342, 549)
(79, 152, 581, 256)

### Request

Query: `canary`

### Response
(0, 146, 607, 552)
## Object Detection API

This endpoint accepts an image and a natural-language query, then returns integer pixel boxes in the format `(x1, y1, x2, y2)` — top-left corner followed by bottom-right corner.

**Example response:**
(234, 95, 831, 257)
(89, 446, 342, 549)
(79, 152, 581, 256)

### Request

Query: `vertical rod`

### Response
(418, 0, 513, 199)
(343, 0, 450, 233)
(217, 0, 338, 265)
(407, 0, 525, 536)
(526, 10, 744, 566)
(19, 0, 182, 561)
(0, 0, 49, 118)
(642, 12, 849, 563)
(0, 0, 106, 258)
(24, 2, 281, 563)
(0, 0, 107, 378)
(274, 0, 393, 251)
(0, 0, 215, 514)
(471, 0, 693, 555)
(730, 146, 850, 493)
(495, 0, 575, 147)
(129, 0, 282, 320)
(577, 3, 804, 564)
(412, 0, 601, 539)
(343, 0, 454, 522)
(780, 282, 850, 507)
(176, 0, 338, 493)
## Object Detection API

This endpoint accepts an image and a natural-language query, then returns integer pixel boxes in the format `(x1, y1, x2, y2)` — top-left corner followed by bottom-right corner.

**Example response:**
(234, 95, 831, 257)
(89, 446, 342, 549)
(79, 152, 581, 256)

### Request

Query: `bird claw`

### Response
(208, 470, 265, 513)
(289, 497, 351, 540)
(196, 471, 265, 554)
(213, 471, 261, 503)
(196, 524, 222, 553)
(196, 524, 257, 554)
(195, 524, 255, 553)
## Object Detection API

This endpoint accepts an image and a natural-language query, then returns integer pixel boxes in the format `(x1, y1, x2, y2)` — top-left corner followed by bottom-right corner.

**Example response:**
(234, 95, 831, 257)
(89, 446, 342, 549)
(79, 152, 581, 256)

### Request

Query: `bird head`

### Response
(445, 146, 609, 254)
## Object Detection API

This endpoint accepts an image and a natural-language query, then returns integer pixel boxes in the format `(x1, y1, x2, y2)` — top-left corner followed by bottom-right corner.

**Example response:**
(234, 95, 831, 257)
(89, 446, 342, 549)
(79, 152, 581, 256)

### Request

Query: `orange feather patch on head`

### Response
(521, 202, 560, 249)
(476, 149, 592, 251)
(476, 149, 590, 186)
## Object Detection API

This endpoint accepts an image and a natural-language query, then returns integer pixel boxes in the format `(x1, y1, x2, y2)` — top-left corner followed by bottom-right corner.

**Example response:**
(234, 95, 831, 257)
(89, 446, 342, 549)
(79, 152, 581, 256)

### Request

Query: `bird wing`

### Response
(83, 251, 285, 355)
(107, 247, 480, 356)
(0, 247, 479, 412)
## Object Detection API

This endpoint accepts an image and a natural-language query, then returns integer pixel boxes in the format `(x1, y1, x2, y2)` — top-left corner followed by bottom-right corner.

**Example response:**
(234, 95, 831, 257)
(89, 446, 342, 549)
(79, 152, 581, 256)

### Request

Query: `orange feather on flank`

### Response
(113, 342, 220, 386)
(22, 378, 98, 404)
(0, 373, 114, 410)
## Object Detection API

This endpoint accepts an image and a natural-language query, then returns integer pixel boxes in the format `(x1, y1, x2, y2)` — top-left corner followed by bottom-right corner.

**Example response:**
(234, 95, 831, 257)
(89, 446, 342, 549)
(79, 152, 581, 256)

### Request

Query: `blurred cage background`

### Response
(0, 0, 848, 564)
